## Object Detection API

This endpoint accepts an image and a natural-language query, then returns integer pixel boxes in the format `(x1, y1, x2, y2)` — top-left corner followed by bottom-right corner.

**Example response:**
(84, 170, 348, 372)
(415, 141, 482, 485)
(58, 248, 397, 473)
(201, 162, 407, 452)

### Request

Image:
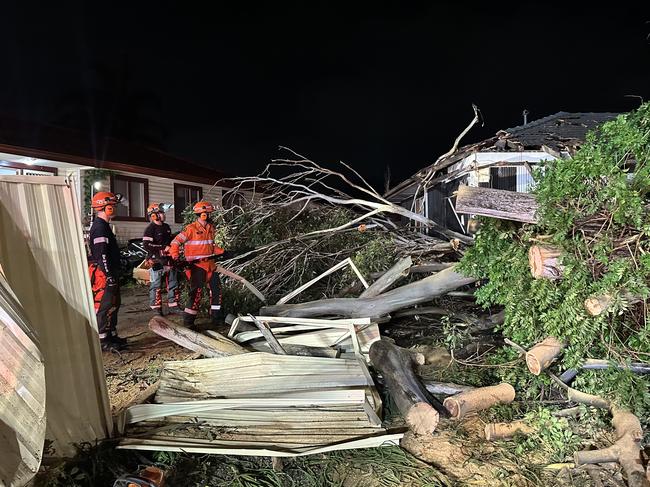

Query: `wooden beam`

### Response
(455, 185, 539, 223)
(247, 314, 287, 355)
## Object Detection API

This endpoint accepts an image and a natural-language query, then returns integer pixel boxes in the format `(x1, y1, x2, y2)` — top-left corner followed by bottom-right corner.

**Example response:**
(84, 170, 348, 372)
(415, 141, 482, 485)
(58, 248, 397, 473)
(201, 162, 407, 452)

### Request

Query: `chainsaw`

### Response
(172, 251, 233, 270)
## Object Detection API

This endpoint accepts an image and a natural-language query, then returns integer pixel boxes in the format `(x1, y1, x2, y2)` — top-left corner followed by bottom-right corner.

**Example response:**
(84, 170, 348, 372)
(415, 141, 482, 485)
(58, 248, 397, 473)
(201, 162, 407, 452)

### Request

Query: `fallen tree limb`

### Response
(360, 256, 412, 298)
(574, 408, 649, 487)
(369, 339, 446, 435)
(443, 383, 515, 419)
(409, 262, 455, 274)
(216, 265, 266, 303)
(149, 316, 247, 358)
(261, 265, 476, 318)
(484, 420, 534, 441)
(525, 337, 565, 375)
(548, 373, 611, 409)
(455, 185, 539, 223)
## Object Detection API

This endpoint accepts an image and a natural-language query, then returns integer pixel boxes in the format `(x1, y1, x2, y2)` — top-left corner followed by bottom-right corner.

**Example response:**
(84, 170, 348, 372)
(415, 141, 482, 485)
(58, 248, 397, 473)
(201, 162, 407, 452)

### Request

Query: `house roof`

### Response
(385, 111, 619, 201)
(0, 117, 232, 186)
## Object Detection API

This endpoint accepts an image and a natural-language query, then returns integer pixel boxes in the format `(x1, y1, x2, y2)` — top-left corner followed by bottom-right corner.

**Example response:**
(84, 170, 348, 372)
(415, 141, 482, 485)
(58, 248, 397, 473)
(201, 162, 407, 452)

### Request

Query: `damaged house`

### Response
(384, 112, 619, 235)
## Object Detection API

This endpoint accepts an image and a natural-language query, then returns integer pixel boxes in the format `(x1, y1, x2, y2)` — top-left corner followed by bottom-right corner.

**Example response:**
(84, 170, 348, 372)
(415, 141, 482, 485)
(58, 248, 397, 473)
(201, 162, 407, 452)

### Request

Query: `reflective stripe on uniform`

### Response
(150, 305, 161, 309)
(174, 233, 188, 243)
(99, 332, 109, 339)
(211, 305, 221, 310)
(184, 308, 198, 315)
(168, 302, 178, 307)
(142, 236, 154, 241)
(185, 240, 214, 245)
(93, 237, 109, 244)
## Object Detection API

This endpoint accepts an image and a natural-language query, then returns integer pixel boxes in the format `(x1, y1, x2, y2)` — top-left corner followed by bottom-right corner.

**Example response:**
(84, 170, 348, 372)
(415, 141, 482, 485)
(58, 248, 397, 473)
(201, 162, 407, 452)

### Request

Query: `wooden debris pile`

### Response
(119, 353, 402, 456)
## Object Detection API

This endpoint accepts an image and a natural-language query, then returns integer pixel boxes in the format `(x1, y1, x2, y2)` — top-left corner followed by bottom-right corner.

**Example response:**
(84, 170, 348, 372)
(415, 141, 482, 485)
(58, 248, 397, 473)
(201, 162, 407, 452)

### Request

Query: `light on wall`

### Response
(93, 181, 102, 190)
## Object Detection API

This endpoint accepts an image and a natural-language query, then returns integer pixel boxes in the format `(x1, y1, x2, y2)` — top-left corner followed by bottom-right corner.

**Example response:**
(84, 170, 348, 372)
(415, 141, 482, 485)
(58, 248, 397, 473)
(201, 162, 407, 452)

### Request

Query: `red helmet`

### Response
(92, 191, 121, 210)
(193, 201, 215, 214)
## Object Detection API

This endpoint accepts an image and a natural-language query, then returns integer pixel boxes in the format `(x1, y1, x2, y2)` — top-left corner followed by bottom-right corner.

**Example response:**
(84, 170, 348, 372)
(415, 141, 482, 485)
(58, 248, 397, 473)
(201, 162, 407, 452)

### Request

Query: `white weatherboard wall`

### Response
(89, 170, 224, 243)
(0, 175, 112, 457)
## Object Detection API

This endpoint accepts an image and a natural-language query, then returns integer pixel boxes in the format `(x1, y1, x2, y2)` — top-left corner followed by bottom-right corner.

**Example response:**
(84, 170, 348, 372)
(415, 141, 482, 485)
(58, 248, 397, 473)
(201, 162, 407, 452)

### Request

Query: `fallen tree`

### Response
(261, 265, 476, 318)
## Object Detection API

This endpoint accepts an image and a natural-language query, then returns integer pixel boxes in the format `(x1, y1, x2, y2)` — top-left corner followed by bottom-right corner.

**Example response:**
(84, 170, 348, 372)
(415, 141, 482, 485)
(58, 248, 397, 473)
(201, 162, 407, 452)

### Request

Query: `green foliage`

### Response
(515, 408, 582, 463)
(458, 103, 650, 416)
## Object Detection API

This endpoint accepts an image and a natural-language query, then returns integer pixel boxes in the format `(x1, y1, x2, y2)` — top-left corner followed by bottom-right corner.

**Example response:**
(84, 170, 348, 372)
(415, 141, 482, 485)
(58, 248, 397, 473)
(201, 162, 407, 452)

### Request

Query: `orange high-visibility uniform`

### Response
(169, 220, 224, 271)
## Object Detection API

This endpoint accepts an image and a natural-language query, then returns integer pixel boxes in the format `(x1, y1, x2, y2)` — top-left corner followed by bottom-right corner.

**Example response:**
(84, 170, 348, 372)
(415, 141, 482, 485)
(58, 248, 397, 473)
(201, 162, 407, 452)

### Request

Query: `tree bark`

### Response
(359, 256, 412, 298)
(455, 185, 539, 223)
(528, 245, 563, 280)
(369, 339, 445, 435)
(525, 337, 564, 375)
(443, 383, 516, 419)
(149, 316, 247, 357)
(261, 265, 476, 318)
(409, 262, 455, 273)
(484, 421, 534, 441)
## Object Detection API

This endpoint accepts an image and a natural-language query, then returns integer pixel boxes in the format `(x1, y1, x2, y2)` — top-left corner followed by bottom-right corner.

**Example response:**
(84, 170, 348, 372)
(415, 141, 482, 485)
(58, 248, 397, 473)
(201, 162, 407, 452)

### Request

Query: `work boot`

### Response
(183, 312, 196, 329)
(101, 336, 127, 352)
(167, 306, 183, 316)
(151, 307, 163, 316)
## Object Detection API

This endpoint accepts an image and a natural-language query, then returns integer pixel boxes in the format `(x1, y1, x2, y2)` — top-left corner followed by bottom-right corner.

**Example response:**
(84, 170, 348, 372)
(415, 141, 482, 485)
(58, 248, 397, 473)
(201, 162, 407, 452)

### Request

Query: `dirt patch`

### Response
(102, 285, 206, 415)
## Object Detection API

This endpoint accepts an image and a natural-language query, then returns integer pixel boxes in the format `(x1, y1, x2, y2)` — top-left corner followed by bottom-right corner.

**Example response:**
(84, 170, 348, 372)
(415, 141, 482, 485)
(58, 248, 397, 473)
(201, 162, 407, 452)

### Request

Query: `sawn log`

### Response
(369, 339, 447, 435)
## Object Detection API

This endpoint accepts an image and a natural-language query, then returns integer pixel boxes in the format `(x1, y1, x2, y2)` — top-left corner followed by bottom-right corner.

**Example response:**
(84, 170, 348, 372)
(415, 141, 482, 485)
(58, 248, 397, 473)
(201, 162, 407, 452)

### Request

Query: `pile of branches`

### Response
(213, 148, 467, 310)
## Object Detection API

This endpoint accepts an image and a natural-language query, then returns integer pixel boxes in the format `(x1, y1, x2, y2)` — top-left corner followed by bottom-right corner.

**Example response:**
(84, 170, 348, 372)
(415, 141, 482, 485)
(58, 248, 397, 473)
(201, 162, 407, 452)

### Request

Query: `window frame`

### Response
(110, 174, 149, 222)
(173, 183, 203, 223)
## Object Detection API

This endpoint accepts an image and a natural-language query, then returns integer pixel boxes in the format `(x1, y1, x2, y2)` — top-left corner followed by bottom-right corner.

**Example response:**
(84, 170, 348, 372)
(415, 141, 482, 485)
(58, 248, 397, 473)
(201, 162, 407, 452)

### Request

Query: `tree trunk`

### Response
(369, 339, 445, 435)
(525, 337, 564, 375)
(409, 262, 455, 273)
(149, 316, 247, 357)
(261, 265, 476, 318)
(443, 383, 515, 419)
(455, 185, 539, 223)
(360, 256, 412, 298)
(528, 245, 563, 279)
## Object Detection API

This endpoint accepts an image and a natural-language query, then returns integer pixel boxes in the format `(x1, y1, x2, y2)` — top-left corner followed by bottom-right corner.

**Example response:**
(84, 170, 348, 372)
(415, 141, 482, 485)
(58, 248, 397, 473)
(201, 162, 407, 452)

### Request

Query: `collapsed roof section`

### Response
(385, 112, 619, 203)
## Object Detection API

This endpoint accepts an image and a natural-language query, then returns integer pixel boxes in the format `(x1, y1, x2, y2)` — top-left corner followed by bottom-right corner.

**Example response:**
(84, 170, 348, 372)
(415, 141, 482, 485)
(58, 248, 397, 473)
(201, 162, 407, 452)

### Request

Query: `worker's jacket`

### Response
(169, 220, 223, 271)
(143, 221, 173, 263)
(89, 217, 121, 281)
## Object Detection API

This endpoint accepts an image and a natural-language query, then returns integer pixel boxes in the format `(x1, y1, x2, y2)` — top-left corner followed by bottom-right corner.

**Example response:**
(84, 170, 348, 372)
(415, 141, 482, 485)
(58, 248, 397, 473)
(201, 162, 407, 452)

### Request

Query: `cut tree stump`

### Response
(455, 185, 539, 223)
(443, 383, 515, 419)
(528, 245, 563, 280)
(261, 265, 476, 318)
(369, 339, 445, 435)
(149, 316, 247, 357)
(584, 292, 643, 316)
(525, 337, 564, 375)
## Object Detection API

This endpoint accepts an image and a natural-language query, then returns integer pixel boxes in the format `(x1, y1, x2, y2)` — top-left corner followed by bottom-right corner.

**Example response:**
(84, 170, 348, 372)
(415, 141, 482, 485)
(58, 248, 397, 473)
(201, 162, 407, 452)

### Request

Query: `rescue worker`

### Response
(143, 203, 180, 315)
(89, 191, 127, 351)
(169, 201, 224, 328)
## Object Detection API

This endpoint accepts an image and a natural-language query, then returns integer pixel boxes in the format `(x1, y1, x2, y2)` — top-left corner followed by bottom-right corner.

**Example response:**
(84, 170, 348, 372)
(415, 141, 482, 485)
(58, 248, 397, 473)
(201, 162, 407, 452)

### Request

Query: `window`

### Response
(174, 183, 203, 223)
(111, 174, 149, 221)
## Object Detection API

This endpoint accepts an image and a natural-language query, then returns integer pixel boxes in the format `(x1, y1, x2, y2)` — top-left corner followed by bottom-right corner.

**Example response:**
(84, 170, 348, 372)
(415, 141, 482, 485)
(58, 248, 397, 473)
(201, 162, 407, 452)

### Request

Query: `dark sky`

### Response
(2, 2, 650, 189)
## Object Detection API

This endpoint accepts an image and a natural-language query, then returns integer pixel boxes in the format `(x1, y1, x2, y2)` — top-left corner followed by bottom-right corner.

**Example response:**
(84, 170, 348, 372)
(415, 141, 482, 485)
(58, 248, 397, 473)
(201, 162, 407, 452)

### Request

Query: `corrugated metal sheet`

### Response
(0, 175, 112, 457)
(0, 271, 46, 487)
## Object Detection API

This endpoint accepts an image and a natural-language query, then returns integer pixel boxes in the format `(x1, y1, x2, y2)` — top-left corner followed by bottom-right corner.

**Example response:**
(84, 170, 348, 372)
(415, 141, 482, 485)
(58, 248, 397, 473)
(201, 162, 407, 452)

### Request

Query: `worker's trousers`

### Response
(89, 263, 121, 340)
(149, 265, 180, 309)
(183, 265, 223, 326)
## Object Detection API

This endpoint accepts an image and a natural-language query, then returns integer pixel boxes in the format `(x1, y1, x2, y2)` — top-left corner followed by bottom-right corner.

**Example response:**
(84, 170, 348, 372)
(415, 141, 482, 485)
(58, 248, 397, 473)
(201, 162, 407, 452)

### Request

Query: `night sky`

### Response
(2, 2, 650, 189)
